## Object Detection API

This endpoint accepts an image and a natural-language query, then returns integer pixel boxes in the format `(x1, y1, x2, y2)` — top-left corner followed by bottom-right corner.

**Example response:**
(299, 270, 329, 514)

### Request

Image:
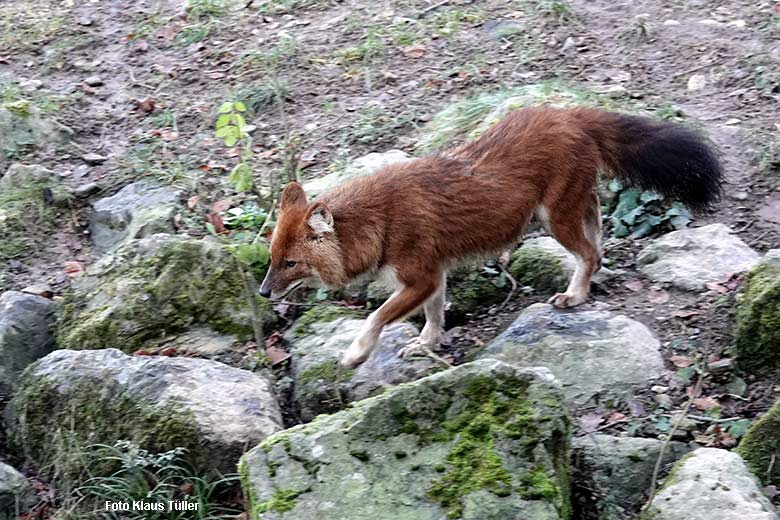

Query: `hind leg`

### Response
(546, 192, 602, 308)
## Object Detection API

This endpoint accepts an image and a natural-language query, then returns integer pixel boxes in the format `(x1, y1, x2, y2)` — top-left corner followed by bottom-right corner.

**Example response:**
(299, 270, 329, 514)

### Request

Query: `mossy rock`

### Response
(735, 402, 780, 485)
(8, 348, 283, 484)
(241, 359, 571, 520)
(55, 233, 275, 352)
(0, 106, 72, 173)
(415, 82, 625, 153)
(734, 257, 780, 374)
(288, 304, 362, 338)
(508, 247, 567, 294)
(0, 163, 72, 269)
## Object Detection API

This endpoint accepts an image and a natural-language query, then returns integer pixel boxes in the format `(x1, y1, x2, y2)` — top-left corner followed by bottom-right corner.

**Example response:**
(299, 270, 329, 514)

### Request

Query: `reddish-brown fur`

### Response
(260, 106, 721, 367)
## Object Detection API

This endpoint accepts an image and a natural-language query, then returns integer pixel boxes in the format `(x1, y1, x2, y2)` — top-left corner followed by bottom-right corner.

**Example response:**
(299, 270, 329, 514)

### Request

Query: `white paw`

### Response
(547, 292, 587, 308)
(398, 337, 436, 359)
(340, 336, 376, 368)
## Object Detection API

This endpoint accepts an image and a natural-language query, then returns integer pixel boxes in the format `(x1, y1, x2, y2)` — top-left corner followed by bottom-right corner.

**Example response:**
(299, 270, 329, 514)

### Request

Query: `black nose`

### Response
(259, 288, 271, 298)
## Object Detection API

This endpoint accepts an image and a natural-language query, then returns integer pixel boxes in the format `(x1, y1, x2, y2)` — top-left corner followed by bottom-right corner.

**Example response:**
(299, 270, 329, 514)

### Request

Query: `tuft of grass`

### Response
(187, 0, 232, 19)
(535, 0, 577, 24)
(235, 80, 288, 113)
(65, 441, 241, 519)
(255, 0, 320, 15)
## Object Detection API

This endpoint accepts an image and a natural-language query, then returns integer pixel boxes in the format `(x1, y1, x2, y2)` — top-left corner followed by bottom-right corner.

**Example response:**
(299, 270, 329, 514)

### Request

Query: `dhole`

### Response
(260, 106, 723, 368)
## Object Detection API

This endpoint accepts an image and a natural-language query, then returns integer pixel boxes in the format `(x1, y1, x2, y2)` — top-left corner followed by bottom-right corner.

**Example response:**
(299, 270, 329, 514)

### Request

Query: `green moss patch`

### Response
(426, 376, 567, 518)
(736, 403, 780, 484)
(256, 489, 299, 514)
(735, 262, 780, 374)
(508, 247, 567, 294)
(297, 361, 354, 385)
(289, 305, 361, 337)
(446, 269, 508, 325)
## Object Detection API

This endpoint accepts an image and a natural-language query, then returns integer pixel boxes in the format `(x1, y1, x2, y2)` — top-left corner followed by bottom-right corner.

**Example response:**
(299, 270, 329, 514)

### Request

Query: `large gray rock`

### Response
(573, 434, 690, 520)
(637, 224, 760, 291)
(478, 303, 664, 407)
(641, 448, 778, 520)
(286, 317, 440, 422)
(0, 461, 37, 519)
(0, 291, 57, 399)
(56, 233, 274, 353)
(303, 150, 410, 197)
(90, 180, 181, 252)
(10, 348, 283, 475)
(240, 359, 571, 520)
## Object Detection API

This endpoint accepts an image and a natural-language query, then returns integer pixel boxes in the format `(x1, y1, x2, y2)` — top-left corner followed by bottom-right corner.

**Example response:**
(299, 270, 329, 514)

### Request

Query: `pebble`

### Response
(687, 74, 707, 91)
(81, 153, 107, 165)
(74, 182, 101, 198)
(84, 76, 104, 87)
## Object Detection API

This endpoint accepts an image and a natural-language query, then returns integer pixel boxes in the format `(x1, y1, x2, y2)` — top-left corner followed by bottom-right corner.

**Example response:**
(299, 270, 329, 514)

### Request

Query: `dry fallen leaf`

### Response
(648, 289, 670, 304)
(670, 354, 693, 368)
(211, 199, 233, 213)
(207, 212, 227, 234)
(693, 396, 719, 411)
(266, 344, 292, 367)
(579, 412, 604, 433)
(402, 44, 427, 58)
(187, 195, 200, 210)
(607, 412, 627, 423)
(64, 261, 85, 278)
(674, 309, 702, 319)
(624, 279, 643, 292)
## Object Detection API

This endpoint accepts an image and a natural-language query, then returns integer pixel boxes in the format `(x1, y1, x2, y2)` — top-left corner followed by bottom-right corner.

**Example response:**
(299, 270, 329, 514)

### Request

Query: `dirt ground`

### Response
(1, 0, 779, 516)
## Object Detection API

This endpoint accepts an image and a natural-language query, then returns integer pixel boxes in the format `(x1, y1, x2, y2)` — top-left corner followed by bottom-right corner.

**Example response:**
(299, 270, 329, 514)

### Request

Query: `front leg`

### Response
(399, 272, 446, 358)
(340, 275, 440, 368)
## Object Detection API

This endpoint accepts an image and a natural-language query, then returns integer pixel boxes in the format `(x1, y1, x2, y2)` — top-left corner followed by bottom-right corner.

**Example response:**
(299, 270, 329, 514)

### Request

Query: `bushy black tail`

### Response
(596, 112, 724, 213)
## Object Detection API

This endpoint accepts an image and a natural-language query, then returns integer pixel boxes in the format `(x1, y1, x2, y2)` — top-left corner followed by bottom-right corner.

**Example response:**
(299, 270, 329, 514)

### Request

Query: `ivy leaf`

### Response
(234, 101, 247, 112)
(724, 418, 751, 439)
(229, 163, 253, 192)
(224, 134, 238, 147)
(216, 114, 231, 129)
(218, 102, 233, 113)
(215, 126, 231, 138)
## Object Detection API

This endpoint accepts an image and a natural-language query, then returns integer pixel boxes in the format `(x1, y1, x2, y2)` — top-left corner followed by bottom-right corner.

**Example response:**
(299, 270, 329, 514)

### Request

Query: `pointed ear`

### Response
(280, 182, 307, 212)
(305, 202, 334, 235)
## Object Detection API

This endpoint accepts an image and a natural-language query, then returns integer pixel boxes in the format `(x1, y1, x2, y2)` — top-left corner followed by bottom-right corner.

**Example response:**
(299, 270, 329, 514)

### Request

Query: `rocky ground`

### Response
(1, 0, 779, 519)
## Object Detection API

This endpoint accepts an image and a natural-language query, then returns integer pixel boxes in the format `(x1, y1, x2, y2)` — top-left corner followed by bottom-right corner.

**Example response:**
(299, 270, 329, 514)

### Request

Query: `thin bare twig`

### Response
(647, 376, 703, 504)
(497, 262, 518, 309)
(420, 0, 450, 15)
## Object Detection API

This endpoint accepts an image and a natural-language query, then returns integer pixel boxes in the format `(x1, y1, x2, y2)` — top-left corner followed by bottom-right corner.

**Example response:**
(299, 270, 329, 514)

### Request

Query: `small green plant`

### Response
(215, 101, 254, 192)
(69, 441, 240, 519)
(535, 0, 577, 23)
(223, 203, 268, 230)
(187, 0, 231, 19)
(604, 180, 691, 238)
(235, 80, 288, 113)
(337, 29, 385, 64)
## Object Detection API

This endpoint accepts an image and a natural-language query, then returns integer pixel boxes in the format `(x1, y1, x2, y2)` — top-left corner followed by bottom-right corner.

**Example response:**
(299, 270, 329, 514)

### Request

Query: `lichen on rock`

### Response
(55, 233, 274, 352)
(735, 252, 780, 374)
(241, 359, 571, 520)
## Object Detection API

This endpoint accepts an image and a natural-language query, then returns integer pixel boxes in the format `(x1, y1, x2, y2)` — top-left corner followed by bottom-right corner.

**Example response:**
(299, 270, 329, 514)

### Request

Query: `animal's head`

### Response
(259, 183, 345, 299)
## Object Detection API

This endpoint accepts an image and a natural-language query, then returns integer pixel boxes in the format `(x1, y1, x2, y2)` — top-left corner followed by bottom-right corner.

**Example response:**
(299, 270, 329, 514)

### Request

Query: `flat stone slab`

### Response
(637, 223, 760, 291)
(478, 303, 664, 407)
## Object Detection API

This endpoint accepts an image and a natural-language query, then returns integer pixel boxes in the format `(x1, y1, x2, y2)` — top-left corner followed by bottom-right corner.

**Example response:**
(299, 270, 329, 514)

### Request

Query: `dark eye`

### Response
(284, 260, 297, 269)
